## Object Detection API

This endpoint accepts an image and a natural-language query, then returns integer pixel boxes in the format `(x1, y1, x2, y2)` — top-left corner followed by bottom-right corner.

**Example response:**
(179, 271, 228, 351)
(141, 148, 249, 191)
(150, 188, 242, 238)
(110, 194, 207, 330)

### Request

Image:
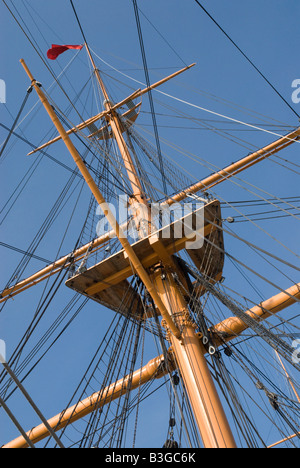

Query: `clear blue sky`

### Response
(0, 0, 299, 448)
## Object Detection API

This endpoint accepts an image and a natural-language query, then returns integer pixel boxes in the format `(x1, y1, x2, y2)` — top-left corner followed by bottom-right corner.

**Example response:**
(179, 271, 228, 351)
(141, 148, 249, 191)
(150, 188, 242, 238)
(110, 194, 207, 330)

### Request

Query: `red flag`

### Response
(47, 44, 84, 60)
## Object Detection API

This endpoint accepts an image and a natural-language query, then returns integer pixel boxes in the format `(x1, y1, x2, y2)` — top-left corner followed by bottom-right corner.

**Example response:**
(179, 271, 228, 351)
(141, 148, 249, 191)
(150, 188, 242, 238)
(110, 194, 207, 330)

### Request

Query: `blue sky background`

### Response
(0, 0, 299, 448)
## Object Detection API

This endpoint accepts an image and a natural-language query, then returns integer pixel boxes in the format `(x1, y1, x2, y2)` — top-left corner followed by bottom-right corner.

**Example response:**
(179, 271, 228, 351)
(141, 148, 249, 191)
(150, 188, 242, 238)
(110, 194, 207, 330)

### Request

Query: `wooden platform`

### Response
(66, 200, 224, 319)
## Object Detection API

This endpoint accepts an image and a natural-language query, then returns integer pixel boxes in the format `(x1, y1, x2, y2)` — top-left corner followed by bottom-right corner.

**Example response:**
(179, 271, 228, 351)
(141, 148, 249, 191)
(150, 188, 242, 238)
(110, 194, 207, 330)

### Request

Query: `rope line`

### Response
(193, 0, 300, 120)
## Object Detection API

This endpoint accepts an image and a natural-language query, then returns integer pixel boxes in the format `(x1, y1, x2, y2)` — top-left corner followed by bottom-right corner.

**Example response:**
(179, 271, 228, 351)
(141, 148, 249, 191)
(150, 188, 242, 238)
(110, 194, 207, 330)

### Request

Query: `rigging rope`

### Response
(2, 0, 87, 124)
(210, 353, 265, 447)
(2, 1, 299, 449)
(1, 359, 65, 448)
(192, 0, 300, 120)
(0, 241, 51, 264)
(184, 261, 300, 370)
(132, 0, 168, 196)
(90, 47, 300, 143)
(0, 394, 36, 448)
(0, 85, 33, 159)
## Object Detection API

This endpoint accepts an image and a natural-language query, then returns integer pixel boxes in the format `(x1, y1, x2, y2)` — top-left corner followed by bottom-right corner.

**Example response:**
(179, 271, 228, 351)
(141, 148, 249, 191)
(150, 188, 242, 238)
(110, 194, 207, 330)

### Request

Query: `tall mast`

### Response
(20, 58, 180, 341)
(85, 43, 152, 237)
(84, 49, 237, 447)
(20, 57, 237, 448)
(76, 50, 237, 447)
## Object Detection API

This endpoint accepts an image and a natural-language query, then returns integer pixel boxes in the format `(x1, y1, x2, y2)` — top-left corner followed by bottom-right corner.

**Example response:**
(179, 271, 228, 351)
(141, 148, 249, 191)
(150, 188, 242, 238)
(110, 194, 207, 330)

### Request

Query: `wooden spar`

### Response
(3, 278, 299, 449)
(267, 433, 300, 448)
(103, 98, 148, 206)
(84, 42, 110, 102)
(2, 354, 171, 449)
(27, 62, 196, 156)
(84, 43, 195, 105)
(20, 58, 181, 340)
(27, 89, 141, 156)
(86, 43, 152, 234)
(163, 126, 300, 207)
(212, 282, 300, 345)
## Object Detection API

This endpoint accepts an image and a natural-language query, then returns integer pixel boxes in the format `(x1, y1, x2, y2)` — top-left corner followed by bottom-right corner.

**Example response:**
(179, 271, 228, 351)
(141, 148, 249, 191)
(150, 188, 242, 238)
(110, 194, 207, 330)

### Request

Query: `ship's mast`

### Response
(10, 38, 299, 447)
(84, 44, 153, 238)
(1, 0, 299, 449)
(78, 48, 237, 448)
(20, 52, 237, 448)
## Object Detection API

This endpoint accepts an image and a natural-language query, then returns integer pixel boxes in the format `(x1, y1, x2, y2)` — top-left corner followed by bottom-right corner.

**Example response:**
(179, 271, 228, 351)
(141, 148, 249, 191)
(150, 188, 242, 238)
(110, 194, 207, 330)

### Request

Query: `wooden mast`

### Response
(85, 50, 237, 447)
(9, 47, 298, 448)
(84, 45, 145, 198)
(19, 58, 181, 342)
(19, 56, 237, 448)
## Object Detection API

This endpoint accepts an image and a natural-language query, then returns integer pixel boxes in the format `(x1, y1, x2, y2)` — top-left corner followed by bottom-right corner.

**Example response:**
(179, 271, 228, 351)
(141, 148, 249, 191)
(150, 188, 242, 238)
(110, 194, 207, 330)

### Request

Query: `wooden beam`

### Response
(27, 63, 195, 156)
(83, 224, 216, 297)
(2, 353, 173, 449)
(164, 127, 300, 206)
(27, 89, 141, 156)
(212, 282, 300, 345)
